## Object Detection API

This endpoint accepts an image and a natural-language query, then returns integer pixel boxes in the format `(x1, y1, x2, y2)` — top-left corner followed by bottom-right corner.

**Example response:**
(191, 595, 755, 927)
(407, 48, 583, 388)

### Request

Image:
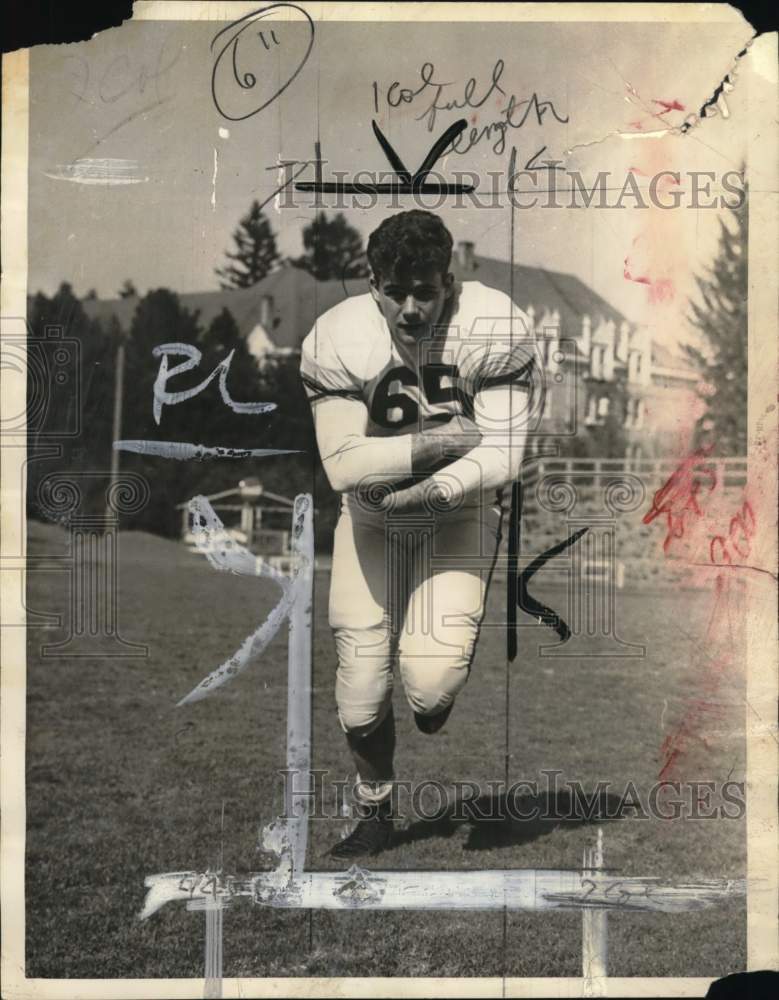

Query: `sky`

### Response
(28, 8, 757, 350)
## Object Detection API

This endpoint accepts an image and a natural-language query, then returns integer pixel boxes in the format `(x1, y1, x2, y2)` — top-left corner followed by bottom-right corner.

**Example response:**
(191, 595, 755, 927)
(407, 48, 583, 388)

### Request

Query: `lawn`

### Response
(24, 518, 746, 979)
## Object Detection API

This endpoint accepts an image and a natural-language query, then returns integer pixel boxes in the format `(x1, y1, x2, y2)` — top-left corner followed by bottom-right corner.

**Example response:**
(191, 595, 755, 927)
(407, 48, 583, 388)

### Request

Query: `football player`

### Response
(300, 210, 534, 858)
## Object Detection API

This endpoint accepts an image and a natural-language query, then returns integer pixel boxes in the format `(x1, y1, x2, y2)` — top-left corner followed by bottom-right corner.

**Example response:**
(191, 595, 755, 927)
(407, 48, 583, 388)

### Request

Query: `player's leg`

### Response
(327, 502, 398, 857)
(398, 501, 503, 733)
(329, 621, 396, 859)
(333, 621, 395, 787)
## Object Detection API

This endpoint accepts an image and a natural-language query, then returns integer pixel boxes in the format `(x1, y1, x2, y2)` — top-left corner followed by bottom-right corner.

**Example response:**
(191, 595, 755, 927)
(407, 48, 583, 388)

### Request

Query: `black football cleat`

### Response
(414, 702, 454, 734)
(327, 801, 394, 860)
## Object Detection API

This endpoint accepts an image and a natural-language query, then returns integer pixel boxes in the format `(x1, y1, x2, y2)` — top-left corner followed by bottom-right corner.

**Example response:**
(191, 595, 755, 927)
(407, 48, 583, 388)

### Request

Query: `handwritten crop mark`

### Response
(211, 3, 314, 122)
(295, 119, 475, 197)
(507, 481, 588, 660)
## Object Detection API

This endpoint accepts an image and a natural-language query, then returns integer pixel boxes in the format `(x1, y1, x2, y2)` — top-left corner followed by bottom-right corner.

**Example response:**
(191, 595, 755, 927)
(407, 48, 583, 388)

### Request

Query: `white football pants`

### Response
(329, 494, 504, 736)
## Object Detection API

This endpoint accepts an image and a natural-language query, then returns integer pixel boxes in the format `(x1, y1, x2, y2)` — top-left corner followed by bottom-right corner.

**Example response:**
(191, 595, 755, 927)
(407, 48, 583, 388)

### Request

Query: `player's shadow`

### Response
(392, 788, 626, 851)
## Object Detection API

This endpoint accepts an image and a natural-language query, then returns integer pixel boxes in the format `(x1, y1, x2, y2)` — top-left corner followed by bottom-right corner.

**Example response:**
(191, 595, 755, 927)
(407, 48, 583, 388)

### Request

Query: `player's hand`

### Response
(411, 417, 481, 476)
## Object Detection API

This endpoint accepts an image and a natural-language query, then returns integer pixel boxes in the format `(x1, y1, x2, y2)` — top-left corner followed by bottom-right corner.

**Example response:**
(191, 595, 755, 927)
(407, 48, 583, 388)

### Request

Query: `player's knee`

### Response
(401, 655, 469, 717)
(333, 624, 393, 737)
(335, 662, 392, 737)
(337, 691, 392, 738)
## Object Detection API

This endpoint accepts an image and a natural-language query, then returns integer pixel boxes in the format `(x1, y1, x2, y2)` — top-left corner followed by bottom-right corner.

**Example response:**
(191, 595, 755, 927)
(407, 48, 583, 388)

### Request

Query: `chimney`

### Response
(260, 294, 274, 328)
(456, 240, 475, 273)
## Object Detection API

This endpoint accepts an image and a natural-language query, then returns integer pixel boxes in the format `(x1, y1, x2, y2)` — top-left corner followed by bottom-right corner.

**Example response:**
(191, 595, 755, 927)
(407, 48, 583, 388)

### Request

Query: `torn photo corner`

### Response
(1, 2, 777, 998)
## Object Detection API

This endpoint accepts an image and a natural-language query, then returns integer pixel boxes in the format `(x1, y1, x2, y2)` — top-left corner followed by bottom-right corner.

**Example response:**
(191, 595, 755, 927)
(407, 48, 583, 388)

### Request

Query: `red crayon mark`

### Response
(623, 264, 651, 286)
(642, 447, 716, 552)
(623, 261, 676, 302)
(653, 98, 686, 113)
(655, 478, 757, 781)
(658, 662, 730, 780)
(709, 501, 755, 566)
(648, 277, 675, 304)
(657, 580, 735, 780)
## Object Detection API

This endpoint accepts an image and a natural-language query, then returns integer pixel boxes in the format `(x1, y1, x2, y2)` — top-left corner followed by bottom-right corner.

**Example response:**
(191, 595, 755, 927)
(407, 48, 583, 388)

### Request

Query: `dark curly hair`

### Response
(366, 210, 453, 283)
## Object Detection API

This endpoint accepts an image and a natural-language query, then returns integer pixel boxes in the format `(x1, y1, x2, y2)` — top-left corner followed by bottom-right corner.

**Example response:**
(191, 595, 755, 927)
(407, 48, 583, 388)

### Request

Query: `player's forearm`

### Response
(430, 383, 528, 500)
(320, 433, 411, 493)
(320, 426, 476, 494)
(410, 426, 482, 476)
(321, 432, 479, 493)
(429, 439, 525, 501)
(374, 440, 524, 514)
(376, 385, 529, 511)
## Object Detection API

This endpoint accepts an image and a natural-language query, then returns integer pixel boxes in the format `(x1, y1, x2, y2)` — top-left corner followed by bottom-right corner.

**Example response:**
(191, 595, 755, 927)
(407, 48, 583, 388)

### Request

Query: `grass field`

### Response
(25, 518, 747, 980)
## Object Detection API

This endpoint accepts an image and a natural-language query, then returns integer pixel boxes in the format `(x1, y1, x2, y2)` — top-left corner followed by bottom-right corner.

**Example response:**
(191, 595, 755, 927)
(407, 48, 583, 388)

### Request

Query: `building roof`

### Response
(450, 254, 630, 340)
(81, 267, 362, 352)
(451, 254, 696, 377)
(75, 256, 695, 377)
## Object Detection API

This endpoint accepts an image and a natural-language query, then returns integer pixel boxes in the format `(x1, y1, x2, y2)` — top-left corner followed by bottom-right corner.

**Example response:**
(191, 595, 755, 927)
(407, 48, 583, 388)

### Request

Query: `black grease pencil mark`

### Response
(296, 119, 475, 196)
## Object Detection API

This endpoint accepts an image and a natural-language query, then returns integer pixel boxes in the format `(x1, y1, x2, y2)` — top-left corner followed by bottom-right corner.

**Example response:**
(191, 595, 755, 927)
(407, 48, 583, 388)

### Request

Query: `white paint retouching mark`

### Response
(44, 158, 148, 185)
(211, 148, 218, 211)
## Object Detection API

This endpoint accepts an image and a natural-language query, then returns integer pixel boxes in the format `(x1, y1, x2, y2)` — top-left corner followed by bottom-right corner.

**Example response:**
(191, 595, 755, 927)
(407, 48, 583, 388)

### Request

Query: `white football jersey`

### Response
(300, 281, 535, 436)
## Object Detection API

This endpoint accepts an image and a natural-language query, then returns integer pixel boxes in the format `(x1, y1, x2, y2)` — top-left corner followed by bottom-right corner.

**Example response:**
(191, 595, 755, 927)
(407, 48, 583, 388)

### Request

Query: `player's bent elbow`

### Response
(322, 463, 353, 494)
(321, 453, 367, 494)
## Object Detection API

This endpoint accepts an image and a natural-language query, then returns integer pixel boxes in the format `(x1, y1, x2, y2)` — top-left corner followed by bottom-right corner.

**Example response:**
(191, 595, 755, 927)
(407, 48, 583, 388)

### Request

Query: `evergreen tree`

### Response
(118, 279, 138, 299)
(292, 211, 368, 280)
(216, 201, 279, 289)
(684, 188, 748, 456)
(199, 306, 247, 361)
(26, 283, 116, 520)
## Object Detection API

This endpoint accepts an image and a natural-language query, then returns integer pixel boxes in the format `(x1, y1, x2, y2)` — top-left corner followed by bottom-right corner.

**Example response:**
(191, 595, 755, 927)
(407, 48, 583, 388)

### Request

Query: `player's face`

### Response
(371, 266, 453, 343)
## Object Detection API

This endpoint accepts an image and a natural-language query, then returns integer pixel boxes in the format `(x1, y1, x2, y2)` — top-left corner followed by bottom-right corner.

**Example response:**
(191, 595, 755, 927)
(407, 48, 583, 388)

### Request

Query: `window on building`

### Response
(597, 396, 610, 419)
(586, 394, 597, 425)
(635, 399, 644, 429)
